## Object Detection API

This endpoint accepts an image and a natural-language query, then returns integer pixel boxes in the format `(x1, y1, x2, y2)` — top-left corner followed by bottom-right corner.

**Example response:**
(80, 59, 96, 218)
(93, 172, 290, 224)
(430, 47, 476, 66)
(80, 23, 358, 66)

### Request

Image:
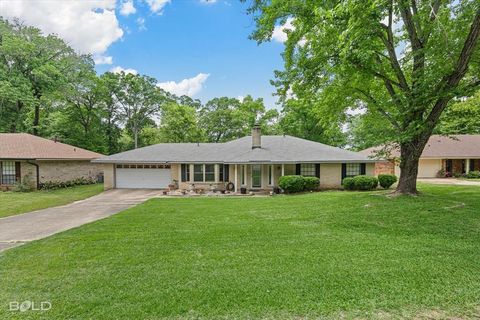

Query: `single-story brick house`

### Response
(93, 125, 377, 191)
(360, 134, 480, 178)
(0, 133, 103, 189)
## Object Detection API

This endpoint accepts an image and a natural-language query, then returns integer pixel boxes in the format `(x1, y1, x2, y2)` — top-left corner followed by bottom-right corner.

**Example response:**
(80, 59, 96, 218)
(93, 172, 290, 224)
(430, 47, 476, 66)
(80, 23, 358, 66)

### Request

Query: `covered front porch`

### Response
(443, 158, 480, 176)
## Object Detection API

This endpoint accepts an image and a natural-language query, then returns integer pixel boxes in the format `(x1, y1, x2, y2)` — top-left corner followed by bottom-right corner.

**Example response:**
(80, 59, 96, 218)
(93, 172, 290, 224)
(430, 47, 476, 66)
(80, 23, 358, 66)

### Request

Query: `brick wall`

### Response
(374, 161, 395, 175)
(20, 160, 102, 188)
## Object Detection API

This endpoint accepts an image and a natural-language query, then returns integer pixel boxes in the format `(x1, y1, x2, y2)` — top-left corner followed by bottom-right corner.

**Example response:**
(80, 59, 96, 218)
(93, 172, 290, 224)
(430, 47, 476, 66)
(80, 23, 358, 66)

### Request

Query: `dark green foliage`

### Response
(466, 171, 480, 179)
(278, 175, 305, 193)
(303, 176, 320, 191)
(353, 175, 378, 191)
(39, 177, 97, 190)
(342, 177, 355, 190)
(378, 174, 398, 189)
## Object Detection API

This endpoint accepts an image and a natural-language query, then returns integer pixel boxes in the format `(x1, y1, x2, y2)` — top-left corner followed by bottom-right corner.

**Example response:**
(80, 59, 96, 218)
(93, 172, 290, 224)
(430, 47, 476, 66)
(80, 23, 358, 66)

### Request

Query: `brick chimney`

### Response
(252, 124, 261, 149)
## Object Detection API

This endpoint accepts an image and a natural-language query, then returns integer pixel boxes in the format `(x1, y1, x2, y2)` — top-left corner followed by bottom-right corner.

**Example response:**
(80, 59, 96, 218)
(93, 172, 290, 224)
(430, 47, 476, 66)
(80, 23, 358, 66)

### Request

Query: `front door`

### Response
(252, 164, 262, 188)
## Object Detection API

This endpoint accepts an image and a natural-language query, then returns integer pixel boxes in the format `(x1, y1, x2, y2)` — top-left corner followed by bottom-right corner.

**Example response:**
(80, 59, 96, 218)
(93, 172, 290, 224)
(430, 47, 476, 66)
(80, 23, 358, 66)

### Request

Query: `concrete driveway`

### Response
(418, 178, 480, 186)
(0, 189, 161, 252)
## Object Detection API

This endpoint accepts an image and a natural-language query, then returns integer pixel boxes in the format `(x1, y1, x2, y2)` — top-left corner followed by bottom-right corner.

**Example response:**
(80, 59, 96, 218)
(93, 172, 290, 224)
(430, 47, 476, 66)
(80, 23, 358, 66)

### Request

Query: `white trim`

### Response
(234, 164, 238, 192)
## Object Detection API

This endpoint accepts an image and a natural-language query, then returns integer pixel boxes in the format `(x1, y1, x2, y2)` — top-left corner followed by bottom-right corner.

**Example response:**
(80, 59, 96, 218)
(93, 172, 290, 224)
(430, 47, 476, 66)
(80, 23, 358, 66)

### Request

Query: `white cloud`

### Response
(272, 18, 294, 43)
(200, 0, 218, 4)
(94, 55, 113, 65)
(145, 0, 170, 14)
(237, 95, 245, 102)
(110, 66, 138, 75)
(0, 0, 123, 55)
(157, 73, 210, 97)
(271, 17, 306, 46)
(120, 0, 136, 16)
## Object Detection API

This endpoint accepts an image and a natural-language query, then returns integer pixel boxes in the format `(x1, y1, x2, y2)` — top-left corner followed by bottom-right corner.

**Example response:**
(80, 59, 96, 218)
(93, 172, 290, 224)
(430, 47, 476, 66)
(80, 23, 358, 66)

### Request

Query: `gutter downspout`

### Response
(26, 160, 40, 190)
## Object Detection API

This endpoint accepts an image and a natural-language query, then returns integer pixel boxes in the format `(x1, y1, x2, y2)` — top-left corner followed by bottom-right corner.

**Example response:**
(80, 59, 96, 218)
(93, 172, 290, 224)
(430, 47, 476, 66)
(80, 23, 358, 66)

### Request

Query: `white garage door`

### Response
(116, 164, 171, 189)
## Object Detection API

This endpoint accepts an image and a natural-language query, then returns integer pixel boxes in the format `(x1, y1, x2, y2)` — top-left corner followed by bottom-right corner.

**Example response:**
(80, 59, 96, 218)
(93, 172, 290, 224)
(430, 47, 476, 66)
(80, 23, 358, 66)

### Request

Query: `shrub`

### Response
(278, 175, 305, 193)
(39, 177, 97, 190)
(304, 176, 320, 191)
(466, 170, 480, 179)
(353, 175, 378, 191)
(378, 174, 398, 189)
(342, 177, 355, 190)
(12, 174, 34, 192)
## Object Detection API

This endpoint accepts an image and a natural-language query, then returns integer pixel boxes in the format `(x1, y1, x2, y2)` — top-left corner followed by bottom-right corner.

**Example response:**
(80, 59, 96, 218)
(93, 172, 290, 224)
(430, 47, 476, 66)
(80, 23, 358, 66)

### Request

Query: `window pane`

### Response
(1, 161, 16, 185)
(205, 164, 215, 182)
(194, 164, 203, 182)
(219, 164, 224, 182)
(300, 164, 316, 177)
(346, 163, 361, 177)
(252, 165, 261, 188)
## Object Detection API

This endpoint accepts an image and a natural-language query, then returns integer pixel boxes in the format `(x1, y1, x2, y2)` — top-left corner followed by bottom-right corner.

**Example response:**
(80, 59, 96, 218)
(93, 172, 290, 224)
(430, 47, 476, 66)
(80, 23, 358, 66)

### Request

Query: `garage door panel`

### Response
(116, 168, 171, 189)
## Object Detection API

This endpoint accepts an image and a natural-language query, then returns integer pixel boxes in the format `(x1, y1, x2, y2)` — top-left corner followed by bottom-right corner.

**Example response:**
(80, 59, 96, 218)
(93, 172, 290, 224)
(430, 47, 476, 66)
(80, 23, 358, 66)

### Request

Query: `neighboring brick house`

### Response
(0, 133, 103, 190)
(360, 135, 480, 178)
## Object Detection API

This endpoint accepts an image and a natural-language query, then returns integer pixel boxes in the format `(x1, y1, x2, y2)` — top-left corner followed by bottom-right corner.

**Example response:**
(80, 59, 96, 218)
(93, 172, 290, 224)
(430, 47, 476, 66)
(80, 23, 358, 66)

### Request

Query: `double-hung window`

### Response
(194, 164, 203, 182)
(205, 164, 215, 182)
(241, 165, 246, 185)
(192, 164, 216, 182)
(1, 161, 16, 185)
(300, 164, 316, 177)
(346, 163, 361, 178)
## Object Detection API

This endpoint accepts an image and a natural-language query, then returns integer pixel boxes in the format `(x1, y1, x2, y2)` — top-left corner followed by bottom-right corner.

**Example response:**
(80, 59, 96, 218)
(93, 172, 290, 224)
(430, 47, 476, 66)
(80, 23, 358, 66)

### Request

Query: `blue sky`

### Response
(100, 0, 285, 108)
(0, 0, 288, 109)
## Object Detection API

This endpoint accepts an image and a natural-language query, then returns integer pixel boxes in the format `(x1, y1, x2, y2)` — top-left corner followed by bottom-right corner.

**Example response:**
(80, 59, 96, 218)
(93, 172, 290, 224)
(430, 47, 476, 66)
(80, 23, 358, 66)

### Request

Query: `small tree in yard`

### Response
(247, 0, 480, 195)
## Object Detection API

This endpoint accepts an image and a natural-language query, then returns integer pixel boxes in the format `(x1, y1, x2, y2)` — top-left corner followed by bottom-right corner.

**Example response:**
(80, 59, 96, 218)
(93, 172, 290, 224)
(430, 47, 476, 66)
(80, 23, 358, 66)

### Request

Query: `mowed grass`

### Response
(1, 184, 480, 319)
(0, 184, 104, 218)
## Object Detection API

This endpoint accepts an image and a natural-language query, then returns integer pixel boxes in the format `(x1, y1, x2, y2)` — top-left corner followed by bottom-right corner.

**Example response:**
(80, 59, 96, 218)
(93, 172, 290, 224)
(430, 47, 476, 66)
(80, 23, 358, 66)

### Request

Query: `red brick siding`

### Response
(374, 161, 395, 175)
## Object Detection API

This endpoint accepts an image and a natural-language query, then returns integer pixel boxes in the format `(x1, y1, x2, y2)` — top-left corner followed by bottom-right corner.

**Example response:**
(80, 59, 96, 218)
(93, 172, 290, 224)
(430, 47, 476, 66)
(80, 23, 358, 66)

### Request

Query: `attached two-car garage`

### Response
(115, 164, 171, 189)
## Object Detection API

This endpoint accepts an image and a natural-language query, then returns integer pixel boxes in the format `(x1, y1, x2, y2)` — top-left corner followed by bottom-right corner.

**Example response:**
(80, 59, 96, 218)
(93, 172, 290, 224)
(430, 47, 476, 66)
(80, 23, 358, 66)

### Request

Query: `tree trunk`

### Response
(395, 135, 430, 195)
(134, 128, 138, 149)
(32, 104, 40, 136)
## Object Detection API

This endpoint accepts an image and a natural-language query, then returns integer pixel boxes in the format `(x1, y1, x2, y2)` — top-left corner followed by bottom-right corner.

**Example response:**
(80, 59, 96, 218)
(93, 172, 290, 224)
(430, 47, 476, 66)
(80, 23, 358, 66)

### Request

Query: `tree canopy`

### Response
(248, 0, 480, 194)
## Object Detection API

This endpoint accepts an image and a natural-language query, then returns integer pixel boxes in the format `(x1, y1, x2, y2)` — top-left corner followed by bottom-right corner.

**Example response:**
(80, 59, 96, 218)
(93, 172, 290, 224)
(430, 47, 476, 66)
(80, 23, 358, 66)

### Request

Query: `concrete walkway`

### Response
(0, 189, 162, 252)
(418, 178, 480, 186)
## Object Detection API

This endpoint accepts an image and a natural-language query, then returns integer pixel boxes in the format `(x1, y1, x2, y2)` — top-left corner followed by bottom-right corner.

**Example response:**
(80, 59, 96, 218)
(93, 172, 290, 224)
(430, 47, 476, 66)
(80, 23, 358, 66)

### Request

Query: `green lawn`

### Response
(0, 184, 104, 218)
(1, 184, 480, 319)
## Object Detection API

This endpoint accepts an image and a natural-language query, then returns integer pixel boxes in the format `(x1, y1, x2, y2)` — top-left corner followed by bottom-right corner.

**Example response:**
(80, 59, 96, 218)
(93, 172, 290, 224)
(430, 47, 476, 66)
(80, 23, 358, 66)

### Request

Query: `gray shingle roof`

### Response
(93, 135, 375, 164)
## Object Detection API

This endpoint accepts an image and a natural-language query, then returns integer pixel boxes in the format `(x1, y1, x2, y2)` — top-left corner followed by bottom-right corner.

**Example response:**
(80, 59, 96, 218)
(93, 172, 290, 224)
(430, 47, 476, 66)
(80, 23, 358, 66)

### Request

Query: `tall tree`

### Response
(0, 19, 82, 136)
(158, 102, 204, 143)
(435, 91, 480, 134)
(248, 0, 480, 194)
(111, 72, 166, 148)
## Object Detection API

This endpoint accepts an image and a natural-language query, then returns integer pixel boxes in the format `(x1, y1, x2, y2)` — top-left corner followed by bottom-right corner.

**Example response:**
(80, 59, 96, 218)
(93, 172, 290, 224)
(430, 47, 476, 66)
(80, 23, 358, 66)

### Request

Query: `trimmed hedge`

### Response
(278, 175, 320, 193)
(304, 176, 320, 191)
(278, 175, 305, 193)
(39, 177, 97, 190)
(378, 174, 398, 189)
(343, 175, 378, 191)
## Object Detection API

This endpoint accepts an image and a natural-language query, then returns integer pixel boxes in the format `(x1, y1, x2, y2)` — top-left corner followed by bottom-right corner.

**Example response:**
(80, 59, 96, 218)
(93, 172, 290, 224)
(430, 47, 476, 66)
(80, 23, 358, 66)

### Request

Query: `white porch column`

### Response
(234, 164, 238, 193)
(214, 164, 220, 182)
(466, 159, 470, 174)
(281, 164, 285, 177)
